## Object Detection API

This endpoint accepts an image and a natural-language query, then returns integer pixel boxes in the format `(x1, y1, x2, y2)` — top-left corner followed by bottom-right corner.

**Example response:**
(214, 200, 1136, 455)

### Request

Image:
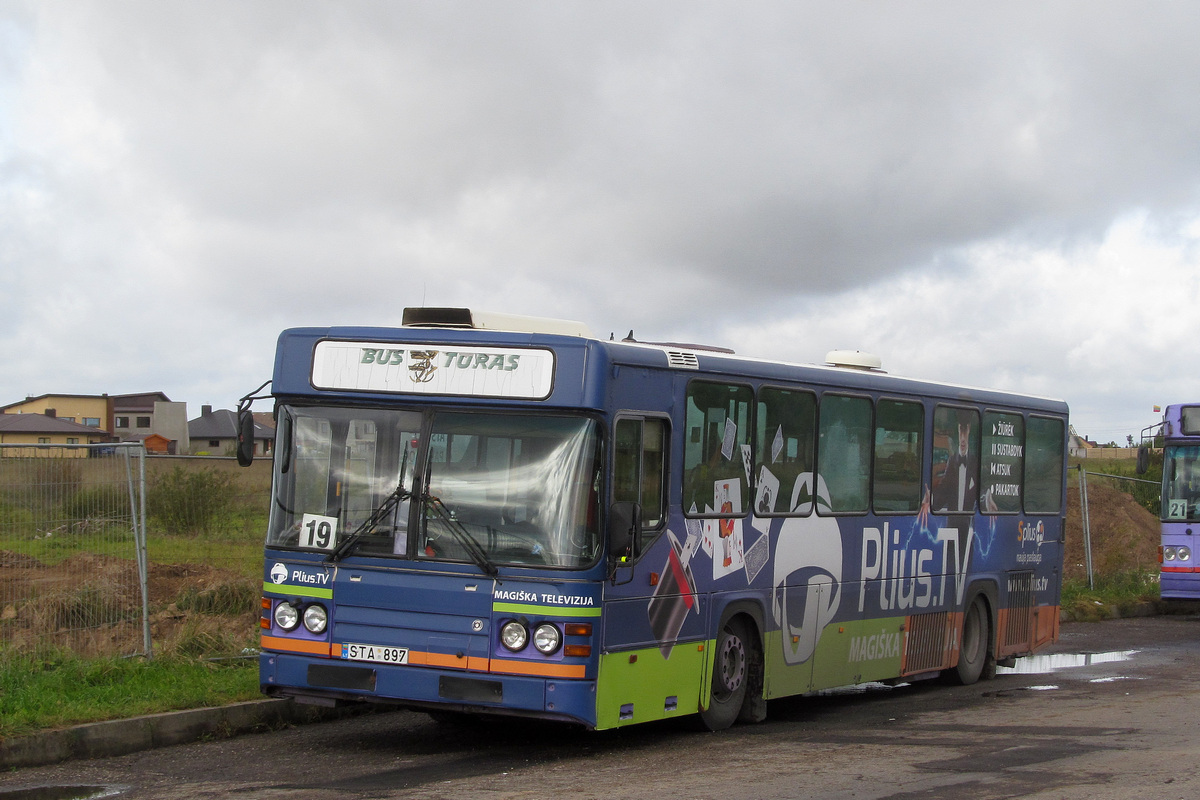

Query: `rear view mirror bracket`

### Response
(235, 379, 272, 467)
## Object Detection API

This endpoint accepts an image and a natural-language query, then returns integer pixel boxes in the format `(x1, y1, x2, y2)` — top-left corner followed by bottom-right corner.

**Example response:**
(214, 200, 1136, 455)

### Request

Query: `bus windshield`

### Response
(267, 406, 602, 569)
(1163, 444, 1200, 521)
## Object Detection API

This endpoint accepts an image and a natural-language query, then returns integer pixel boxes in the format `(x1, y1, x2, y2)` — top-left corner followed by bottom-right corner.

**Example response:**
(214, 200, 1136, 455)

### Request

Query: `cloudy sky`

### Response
(3, 2, 1199, 443)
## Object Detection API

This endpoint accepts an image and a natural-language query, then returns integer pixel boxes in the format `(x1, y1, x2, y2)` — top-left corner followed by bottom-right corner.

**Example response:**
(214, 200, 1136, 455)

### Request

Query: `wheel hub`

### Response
(717, 632, 746, 694)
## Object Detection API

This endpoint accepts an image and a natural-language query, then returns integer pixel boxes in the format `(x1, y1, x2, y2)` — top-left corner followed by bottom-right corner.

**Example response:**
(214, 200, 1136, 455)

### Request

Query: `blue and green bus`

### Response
(247, 307, 1068, 730)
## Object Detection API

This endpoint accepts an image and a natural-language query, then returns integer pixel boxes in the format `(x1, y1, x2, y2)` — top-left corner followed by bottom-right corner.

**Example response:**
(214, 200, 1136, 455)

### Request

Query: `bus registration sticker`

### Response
(342, 643, 408, 665)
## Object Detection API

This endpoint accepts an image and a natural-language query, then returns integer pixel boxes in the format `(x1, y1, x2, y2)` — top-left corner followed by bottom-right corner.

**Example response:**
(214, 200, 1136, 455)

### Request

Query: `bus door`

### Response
(599, 413, 712, 726)
(1013, 415, 1067, 653)
(753, 386, 822, 696)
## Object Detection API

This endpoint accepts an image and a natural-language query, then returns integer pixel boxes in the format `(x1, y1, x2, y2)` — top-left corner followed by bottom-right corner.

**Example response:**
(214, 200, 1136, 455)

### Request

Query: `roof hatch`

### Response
(825, 350, 884, 371)
(402, 307, 594, 338)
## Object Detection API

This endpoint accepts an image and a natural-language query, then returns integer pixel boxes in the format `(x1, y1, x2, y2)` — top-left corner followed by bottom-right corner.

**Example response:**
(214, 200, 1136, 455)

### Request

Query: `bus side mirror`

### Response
(608, 501, 641, 560)
(1136, 445, 1149, 475)
(236, 409, 256, 467)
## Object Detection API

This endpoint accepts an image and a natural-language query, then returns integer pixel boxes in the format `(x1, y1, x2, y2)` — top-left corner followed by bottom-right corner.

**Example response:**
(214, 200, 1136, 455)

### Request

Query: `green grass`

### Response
(0, 649, 261, 739)
(1061, 571, 1161, 621)
(146, 527, 266, 579)
(0, 511, 268, 577)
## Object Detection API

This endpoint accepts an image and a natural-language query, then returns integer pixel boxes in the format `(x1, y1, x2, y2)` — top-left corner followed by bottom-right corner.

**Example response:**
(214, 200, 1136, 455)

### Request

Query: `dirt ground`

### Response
(0, 552, 257, 657)
(12, 615, 1200, 799)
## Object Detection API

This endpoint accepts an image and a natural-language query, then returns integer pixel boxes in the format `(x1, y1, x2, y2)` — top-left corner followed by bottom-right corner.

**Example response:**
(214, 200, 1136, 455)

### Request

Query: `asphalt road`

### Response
(4, 614, 1199, 800)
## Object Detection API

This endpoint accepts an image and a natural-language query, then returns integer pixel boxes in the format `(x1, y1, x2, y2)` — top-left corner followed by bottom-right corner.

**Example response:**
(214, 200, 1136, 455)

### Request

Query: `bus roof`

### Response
(270, 321, 1068, 416)
(1161, 403, 1200, 439)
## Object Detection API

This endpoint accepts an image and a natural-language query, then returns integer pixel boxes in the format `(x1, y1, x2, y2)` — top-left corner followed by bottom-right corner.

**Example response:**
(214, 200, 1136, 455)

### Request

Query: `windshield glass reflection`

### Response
(266, 406, 601, 569)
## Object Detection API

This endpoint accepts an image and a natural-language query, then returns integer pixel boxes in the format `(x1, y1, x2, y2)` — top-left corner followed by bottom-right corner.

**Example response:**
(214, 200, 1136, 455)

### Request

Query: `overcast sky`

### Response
(3, 2, 1199, 443)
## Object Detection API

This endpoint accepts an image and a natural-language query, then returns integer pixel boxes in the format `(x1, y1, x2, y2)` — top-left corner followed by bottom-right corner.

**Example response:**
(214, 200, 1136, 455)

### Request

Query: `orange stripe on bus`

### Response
(260, 637, 580, 679)
(407, 650, 490, 671)
(489, 658, 586, 679)
(260, 635, 333, 657)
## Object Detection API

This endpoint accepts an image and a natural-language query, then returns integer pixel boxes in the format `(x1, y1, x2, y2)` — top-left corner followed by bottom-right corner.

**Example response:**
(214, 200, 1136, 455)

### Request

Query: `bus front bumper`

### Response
(260, 651, 597, 727)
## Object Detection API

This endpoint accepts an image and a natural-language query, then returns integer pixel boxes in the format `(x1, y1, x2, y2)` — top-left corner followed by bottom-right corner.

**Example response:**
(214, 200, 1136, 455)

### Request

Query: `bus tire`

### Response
(950, 594, 993, 685)
(700, 617, 750, 731)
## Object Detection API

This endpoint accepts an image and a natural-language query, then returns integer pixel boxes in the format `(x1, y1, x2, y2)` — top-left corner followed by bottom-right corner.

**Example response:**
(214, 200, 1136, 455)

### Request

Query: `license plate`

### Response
(341, 643, 409, 665)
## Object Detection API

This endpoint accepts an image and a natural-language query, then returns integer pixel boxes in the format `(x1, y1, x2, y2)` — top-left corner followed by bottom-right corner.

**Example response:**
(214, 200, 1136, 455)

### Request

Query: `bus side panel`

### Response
(594, 644, 709, 729)
(596, 553, 712, 729)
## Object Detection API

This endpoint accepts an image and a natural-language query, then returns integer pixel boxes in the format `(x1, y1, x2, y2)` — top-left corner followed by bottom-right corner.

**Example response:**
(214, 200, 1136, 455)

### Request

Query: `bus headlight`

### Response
(1178, 546, 1192, 562)
(303, 604, 328, 634)
(1164, 547, 1178, 562)
(533, 623, 562, 655)
(500, 620, 528, 652)
(274, 601, 300, 631)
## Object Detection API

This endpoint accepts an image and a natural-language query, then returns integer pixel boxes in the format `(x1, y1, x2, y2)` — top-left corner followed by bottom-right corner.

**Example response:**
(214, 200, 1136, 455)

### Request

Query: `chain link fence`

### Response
(0, 443, 150, 657)
(1, 445, 271, 660)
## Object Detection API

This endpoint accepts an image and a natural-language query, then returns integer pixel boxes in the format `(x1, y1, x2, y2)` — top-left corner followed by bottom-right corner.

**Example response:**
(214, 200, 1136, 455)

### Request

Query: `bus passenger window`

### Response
(683, 382, 753, 516)
(981, 411, 1023, 514)
(1024, 416, 1064, 514)
(873, 400, 923, 513)
(755, 387, 816, 515)
(817, 394, 872, 513)
(932, 406, 980, 514)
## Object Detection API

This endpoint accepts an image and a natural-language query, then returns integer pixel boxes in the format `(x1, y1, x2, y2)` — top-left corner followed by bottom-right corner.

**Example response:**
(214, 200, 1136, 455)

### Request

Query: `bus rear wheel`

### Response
(700, 617, 750, 731)
(949, 595, 993, 685)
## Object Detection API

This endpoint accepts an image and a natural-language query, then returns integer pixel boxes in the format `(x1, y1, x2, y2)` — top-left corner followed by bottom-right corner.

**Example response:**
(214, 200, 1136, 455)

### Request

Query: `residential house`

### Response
(0, 413, 114, 456)
(1, 394, 113, 431)
(111, 392, 189, 454)
(3, 392, 189, 455)
(189, 405, 274, 458)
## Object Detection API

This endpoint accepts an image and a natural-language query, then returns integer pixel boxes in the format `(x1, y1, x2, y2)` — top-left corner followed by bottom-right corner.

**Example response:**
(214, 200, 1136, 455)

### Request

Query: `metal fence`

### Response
(0, 443, 150, 657)
(1, 445, 273, 660)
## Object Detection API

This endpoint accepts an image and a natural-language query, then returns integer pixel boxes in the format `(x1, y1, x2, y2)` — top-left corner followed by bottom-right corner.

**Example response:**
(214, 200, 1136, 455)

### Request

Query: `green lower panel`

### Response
(763, 629, 815, 697)
(819, 616, 905, 687)
(765, 616, 906, 699)
(595, 641, 710, 730)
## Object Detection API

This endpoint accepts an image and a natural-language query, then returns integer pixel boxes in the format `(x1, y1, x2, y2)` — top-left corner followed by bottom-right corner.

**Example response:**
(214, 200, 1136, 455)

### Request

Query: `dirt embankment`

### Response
(1064, 480, 1160, 582)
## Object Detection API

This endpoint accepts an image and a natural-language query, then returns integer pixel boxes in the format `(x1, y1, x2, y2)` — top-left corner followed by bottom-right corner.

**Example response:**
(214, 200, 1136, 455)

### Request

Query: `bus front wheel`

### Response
(700, 617, 750, 731)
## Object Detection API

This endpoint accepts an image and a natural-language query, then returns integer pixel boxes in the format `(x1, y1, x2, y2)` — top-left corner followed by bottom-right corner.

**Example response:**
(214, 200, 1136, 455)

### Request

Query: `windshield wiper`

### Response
(423, 492, 500, 580)
(328, 445, 411, 562)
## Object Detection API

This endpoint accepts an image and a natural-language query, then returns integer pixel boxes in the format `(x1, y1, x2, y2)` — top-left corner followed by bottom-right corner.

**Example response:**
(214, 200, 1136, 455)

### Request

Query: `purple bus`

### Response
(1152, 405, 1200, 598)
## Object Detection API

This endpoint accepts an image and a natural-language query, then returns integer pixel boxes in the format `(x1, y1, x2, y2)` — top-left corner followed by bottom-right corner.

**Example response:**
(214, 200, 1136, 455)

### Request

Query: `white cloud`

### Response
(3, 1, 1200, 440)
(713, 211, 1200, 440)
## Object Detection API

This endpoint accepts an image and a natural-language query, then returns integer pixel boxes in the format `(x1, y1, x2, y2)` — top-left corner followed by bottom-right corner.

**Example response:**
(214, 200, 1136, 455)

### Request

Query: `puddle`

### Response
(0, 787, 124, 800)
(816, 681, 905, 696)
(996, 650, 1139, 676)
(810, 651, 1140, 699)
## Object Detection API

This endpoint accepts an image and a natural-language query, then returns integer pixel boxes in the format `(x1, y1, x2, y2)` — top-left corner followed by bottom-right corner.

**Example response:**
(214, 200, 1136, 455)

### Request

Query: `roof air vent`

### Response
(667, 351, 701, 370)
(825, 350, 884, 372)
